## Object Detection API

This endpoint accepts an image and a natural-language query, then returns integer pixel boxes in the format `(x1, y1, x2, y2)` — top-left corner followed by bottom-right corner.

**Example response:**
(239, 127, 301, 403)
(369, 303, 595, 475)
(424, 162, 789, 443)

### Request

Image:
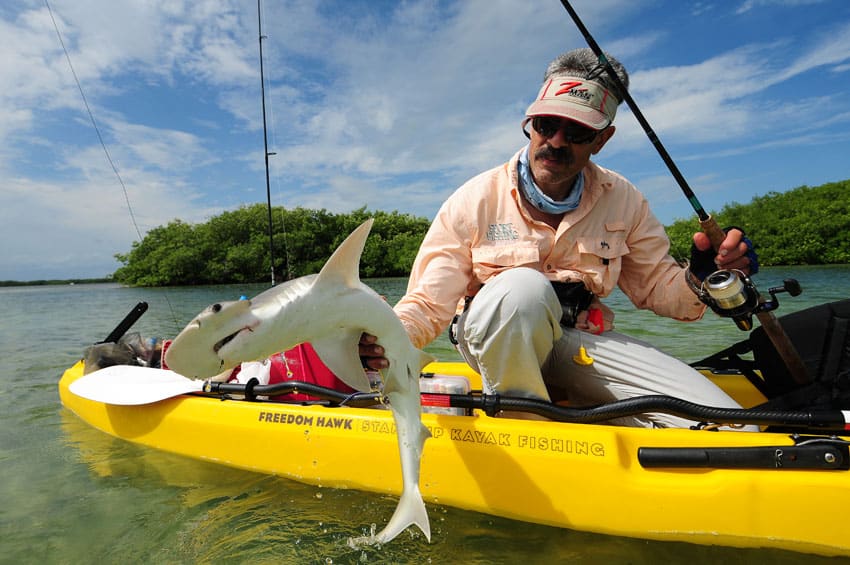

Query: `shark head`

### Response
(165, 298, 261, 379)
(165, 219, 376, 382)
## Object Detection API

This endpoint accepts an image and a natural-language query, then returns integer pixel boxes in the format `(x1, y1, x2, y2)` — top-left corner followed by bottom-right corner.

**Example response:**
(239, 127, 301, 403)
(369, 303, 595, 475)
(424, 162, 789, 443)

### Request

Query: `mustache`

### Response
(534, 144, 573, 165)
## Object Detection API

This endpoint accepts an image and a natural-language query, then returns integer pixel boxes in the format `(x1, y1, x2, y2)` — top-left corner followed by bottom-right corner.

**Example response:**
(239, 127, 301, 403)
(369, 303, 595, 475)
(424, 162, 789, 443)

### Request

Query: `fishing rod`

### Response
(258, 0, 277, 286)
(558, 0, 810, 385)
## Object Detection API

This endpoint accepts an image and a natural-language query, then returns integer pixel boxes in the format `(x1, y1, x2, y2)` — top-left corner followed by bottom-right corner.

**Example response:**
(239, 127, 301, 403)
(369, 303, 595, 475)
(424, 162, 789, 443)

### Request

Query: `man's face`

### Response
(527, 116, 614, 198)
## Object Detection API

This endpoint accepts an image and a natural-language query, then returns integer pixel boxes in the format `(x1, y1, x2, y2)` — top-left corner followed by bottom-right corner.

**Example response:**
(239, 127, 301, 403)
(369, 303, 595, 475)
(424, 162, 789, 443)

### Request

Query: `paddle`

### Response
(69, 365, 204, 405)
(67, 364, 377, 406)
(558, 0, 810, 385)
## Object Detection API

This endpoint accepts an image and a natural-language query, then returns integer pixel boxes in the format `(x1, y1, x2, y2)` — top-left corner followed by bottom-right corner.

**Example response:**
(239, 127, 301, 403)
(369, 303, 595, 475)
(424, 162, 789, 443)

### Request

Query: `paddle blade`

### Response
(69, 365, 204, 405)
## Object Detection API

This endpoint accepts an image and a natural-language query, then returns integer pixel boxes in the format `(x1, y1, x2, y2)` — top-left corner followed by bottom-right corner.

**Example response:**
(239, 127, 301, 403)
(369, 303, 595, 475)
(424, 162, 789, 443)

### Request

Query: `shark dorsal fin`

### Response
(316, 218, 374, 288)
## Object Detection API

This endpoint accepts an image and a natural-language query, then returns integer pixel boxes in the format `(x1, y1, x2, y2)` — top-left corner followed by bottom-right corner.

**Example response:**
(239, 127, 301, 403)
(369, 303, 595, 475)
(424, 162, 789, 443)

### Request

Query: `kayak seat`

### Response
(692, 298, 850, 410)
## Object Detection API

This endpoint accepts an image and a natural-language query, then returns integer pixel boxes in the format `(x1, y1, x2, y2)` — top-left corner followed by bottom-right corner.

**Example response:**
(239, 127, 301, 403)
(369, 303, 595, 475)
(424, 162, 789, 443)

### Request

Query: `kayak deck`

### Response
(59, 360, 850, 556)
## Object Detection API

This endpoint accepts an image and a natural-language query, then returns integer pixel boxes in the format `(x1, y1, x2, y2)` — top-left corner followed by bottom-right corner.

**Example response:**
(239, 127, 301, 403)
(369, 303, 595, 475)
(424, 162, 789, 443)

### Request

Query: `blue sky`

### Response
(3, 0, 849, 281)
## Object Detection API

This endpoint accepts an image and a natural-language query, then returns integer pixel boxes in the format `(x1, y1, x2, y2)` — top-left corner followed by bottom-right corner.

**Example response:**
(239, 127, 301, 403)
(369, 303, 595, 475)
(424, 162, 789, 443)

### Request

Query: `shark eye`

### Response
(210, 303, 222, 313)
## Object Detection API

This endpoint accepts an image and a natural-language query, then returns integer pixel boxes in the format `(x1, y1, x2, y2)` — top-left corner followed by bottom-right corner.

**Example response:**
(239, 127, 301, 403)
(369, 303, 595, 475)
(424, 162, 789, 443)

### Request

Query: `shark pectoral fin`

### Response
(418, 350, 436, 371)
(316, 219, 374, 289)
(310, 331, 373, 392)
(384, 350, 436, 396)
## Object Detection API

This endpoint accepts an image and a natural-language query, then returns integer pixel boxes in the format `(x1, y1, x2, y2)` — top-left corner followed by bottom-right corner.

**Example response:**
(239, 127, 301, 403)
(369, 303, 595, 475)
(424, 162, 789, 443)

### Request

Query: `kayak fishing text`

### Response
(257, 410, 605, 457)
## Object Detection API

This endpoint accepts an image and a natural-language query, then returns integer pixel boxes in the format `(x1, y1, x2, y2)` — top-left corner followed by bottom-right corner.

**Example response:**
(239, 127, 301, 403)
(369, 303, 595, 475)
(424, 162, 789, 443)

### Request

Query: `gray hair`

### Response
(543, 48, 629, 105)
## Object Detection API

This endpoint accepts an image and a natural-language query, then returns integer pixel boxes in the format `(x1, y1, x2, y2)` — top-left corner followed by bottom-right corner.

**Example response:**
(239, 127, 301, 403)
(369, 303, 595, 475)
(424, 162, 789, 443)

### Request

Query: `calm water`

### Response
(2, 266, 850, 564)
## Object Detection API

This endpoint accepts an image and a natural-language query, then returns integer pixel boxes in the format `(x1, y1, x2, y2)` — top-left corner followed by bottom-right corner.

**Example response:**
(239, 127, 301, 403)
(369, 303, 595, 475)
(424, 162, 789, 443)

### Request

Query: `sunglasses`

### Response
(529, 116, 601, 144)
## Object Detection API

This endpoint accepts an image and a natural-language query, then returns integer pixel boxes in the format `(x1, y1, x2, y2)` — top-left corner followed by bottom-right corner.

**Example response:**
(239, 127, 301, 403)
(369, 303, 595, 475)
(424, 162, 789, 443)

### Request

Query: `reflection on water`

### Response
(2, 267, 849, 563)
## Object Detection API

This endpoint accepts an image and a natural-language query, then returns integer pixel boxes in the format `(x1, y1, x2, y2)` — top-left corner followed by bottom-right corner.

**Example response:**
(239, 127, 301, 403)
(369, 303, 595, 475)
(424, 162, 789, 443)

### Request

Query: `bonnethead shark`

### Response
(164, 219, 433, 544)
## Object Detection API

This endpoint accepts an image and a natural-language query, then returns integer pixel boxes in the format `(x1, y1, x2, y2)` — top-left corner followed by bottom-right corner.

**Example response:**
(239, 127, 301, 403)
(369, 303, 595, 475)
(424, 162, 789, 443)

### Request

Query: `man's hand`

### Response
(690, 228, 759, 281)
(359, 332, 389, 370)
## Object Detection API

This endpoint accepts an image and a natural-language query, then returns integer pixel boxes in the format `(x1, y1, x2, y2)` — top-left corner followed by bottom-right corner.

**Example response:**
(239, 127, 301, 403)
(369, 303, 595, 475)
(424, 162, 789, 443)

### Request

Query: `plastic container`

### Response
(419, 373, 471, 416)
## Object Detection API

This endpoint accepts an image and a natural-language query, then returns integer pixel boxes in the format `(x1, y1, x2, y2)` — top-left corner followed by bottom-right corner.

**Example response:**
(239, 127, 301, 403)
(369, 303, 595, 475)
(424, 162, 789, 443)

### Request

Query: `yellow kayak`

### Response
(59, 358, 850, 557)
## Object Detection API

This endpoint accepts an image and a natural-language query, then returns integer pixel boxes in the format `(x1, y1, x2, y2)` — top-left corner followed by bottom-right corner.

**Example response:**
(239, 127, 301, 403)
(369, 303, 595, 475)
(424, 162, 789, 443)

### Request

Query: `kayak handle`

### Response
(638, 439, 849, 470)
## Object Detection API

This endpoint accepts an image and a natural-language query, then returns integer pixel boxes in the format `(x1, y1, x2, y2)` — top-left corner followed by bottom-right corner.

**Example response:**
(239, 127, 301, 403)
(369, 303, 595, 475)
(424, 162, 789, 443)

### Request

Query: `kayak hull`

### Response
(59, 360, 850, 556)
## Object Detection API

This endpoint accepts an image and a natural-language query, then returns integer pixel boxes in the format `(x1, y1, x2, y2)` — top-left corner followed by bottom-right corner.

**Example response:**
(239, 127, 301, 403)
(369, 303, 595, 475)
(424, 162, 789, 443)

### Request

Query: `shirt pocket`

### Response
(575, 233, 629, 293)
(471, 245, 540, 281)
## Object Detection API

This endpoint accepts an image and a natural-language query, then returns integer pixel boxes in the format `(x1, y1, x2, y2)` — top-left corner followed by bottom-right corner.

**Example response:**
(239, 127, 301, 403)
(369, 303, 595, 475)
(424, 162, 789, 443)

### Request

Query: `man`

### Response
(361, 48, 757, 428)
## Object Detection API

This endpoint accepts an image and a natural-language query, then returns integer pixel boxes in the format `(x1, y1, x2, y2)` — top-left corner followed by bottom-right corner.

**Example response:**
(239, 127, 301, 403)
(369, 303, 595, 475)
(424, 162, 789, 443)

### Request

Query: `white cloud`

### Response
(736, 0, 827, 15)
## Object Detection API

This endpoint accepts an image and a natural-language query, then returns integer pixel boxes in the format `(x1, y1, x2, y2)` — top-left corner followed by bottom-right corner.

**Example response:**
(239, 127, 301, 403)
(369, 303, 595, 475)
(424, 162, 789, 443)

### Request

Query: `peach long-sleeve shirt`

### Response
(394, 149, 706, 349)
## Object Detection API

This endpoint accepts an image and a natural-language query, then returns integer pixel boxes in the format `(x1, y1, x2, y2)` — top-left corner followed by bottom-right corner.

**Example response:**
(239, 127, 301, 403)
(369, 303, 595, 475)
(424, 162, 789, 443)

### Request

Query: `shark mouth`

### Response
(213, 326, 253, 354)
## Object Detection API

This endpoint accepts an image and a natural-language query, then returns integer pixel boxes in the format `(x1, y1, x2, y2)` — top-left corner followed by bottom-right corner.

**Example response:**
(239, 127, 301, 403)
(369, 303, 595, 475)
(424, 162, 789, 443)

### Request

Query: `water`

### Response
(2, 266, 849, 564)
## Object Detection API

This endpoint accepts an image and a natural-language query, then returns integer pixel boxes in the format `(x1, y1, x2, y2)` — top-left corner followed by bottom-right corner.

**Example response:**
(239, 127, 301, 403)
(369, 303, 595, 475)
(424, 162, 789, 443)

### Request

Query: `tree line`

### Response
(0, 278, 112, 287)
(665, 179, 850, 265)
(113, 180, 849, 286)
(113, 206, 430, 286)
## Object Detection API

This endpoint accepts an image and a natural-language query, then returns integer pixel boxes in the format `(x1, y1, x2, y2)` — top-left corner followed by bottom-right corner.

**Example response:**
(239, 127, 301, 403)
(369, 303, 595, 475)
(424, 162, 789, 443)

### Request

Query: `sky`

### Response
(2, 0, 849, 281)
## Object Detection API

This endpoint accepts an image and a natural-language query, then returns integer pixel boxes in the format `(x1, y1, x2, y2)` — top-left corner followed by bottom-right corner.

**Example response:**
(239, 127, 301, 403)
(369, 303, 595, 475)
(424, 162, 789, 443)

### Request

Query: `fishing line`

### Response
(262, 73, 294, 282)
(45, 0, 142, 243)
(45, 0, 181, 330)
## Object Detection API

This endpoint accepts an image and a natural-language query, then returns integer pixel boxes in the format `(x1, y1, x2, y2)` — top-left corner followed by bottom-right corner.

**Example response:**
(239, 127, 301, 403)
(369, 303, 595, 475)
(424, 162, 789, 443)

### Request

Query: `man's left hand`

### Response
(691, 228, 759, 280)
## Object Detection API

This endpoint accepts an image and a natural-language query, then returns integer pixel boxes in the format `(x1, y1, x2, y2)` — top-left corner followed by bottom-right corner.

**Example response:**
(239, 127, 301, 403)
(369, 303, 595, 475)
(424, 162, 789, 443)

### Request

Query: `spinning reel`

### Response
(698, 270, 802, 331)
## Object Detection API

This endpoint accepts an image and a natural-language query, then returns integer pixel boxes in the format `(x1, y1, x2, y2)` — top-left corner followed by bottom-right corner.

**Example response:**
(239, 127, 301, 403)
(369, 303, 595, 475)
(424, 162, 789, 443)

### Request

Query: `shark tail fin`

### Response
(373, 484, 431, 544)
(374, 414, 432, 543)
(317, 218, 374, 289)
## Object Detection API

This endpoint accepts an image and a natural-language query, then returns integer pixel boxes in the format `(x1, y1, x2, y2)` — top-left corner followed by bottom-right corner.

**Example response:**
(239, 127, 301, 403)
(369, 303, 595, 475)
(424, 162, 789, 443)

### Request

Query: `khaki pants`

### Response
(454, 267, 755, 429)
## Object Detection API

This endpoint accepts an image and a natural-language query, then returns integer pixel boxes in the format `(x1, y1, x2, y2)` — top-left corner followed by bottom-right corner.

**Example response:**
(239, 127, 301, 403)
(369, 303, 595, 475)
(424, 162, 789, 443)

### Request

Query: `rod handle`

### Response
(699, 215, 727, 250)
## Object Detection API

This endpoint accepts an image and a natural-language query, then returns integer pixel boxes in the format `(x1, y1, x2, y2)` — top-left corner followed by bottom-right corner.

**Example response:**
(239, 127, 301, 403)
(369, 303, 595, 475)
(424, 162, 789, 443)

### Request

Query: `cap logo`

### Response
(554, 81, 593, 102)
